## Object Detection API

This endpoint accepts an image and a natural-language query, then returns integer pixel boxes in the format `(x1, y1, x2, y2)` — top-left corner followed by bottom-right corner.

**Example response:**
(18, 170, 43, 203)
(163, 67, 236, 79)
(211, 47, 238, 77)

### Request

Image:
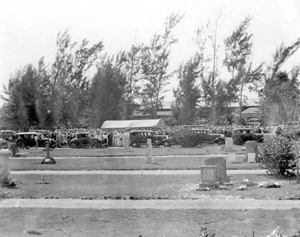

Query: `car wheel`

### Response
(70, 142, 77, 149)
(163, 141, 171, 147)
(234, 138, 243, 146)
(130, 141, 139, 148)
(16, 142, 25, 149)
(217, 139, 225, 146)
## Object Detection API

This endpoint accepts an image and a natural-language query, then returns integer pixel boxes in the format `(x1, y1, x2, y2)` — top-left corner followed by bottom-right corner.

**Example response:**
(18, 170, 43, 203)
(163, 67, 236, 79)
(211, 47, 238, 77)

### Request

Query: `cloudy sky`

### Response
(1, 0, 300, 103)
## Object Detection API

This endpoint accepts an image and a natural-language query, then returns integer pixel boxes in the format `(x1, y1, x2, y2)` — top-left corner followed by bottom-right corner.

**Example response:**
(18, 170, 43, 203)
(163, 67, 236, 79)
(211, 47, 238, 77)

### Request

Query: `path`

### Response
(11, 169, 267, 175)
(1, 198, 299, 210)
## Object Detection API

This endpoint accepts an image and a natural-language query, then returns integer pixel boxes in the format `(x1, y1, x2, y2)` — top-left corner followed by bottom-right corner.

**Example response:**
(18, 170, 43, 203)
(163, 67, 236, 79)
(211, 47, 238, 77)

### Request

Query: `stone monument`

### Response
(204, 157, 229, 182)
(225, 137, 234, 151)
(0, 149, 12, 187)
(245, 141, 258, 162)
(199, 165, 218, 187)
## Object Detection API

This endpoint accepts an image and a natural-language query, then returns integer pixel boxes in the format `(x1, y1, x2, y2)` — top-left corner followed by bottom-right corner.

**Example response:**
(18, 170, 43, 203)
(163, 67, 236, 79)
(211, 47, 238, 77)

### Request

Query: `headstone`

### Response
(248, 153, 256, 163)
(199, 165, 218, 187)
(227, 153, 236, 163)
(0, 149, 12, 187)
(204, 157, 229, 182)
(225, 138, 234, 151)
(146, 139, 153, 164)
(123, 133, 130, 151)
(220, 145, 225, 151)
(245, 141, 258, 162)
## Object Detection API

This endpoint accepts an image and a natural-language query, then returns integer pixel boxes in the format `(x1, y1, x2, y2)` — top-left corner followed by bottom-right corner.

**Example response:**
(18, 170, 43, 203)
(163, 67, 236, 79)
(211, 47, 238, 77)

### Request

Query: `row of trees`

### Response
(1, 12, 300, 130)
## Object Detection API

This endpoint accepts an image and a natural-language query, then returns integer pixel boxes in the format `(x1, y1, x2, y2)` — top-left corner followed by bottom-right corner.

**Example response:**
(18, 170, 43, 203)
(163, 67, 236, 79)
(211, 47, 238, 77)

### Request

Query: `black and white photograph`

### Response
(1, 0, 300, 236)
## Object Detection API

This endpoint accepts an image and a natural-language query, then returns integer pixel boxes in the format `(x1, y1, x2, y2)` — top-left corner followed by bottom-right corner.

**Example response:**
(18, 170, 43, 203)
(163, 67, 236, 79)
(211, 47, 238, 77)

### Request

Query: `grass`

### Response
(3, 174, 300, 200)
(1, 208, 300, 237)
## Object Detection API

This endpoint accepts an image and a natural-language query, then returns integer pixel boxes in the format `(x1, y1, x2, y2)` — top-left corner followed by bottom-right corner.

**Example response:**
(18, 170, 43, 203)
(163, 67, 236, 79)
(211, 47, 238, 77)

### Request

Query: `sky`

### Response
(1, 0, 300, 104)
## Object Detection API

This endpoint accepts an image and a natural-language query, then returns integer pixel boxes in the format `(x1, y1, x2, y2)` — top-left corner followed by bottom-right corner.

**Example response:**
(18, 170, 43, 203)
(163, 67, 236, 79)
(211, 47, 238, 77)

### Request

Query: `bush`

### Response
(172, 128, 198, 147)
(258, 136, 296, 177)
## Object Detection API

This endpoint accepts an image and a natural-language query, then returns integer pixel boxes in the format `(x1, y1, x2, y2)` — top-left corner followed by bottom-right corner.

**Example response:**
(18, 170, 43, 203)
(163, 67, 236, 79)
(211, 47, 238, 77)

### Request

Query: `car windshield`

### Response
(77, 133, 88, 139)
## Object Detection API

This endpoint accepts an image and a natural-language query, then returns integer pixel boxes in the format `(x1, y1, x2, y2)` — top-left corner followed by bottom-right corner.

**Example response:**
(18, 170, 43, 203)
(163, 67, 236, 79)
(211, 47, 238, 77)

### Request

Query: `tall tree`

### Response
(50, 29, 103, 127)
(173, 54, 201, 124)
(89, 61, 127, 127)
(114, 45, 143, 119)
(194, 8, 224, 124)
(140, 13, 183, 118)
(224, 16, 264, 124)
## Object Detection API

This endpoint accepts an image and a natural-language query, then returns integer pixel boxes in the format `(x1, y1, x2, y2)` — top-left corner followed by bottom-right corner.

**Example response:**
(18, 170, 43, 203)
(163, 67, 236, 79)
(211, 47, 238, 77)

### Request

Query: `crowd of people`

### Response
(32, 123, 275, 148)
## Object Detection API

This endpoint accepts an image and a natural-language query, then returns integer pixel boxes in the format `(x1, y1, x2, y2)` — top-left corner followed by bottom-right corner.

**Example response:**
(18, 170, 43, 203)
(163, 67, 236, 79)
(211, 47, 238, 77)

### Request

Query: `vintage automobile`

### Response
(16, 132, 56, 149)
(190, 129, 225, 145)
(0, 130, 17, 142)
(69, 132, 101, 148)
(0, 138, 8, 149)
(232, 128, 264, 145)
(129, 130, 172, 148)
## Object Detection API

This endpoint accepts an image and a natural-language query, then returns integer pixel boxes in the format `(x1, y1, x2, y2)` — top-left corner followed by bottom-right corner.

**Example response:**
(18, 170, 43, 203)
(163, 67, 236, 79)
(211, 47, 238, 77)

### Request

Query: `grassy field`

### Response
(17, 144, 243, 157)
(1, 208, 300, 237)
(3, 174, 300, 200)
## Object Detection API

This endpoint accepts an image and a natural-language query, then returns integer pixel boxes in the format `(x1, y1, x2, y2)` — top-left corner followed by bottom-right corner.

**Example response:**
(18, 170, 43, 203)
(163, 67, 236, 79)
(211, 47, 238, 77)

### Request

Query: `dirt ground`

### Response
(2, 174, 300, 200)
(0, 208, 300, 237)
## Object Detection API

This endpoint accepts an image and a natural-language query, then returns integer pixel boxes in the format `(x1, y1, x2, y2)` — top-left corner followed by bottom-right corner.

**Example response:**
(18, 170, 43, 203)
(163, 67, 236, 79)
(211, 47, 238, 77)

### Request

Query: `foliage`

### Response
(224, 16, 264, 124)
(50, 29, 103, 127)
(88, 61, 127, 127)
(140, 13, 183, 118)
(258, 136, 296, 177)
(173, 54, 201, 124)
(194, 8, 224, 124)
(199, 227, 216, 237)
(114, 45, 144, 119)
(260, 38, 300, 125)
(172, 128, 198, 147)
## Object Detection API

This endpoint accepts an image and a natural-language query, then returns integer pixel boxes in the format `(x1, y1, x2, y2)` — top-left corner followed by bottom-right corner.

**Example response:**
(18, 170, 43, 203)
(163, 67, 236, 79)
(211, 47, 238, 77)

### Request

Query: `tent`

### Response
(101, 119, 166, 130)
(241, 107, 261, 118)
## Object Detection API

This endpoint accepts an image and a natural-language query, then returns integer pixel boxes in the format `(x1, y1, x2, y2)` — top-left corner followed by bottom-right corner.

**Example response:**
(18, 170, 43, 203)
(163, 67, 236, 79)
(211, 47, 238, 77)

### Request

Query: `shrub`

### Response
(172, 128, 198, 147)
(258, 136, 296, 177)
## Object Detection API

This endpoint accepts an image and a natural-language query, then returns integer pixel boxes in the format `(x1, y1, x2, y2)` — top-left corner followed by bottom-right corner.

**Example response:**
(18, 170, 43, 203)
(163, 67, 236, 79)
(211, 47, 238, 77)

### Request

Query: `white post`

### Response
(0, 149, 12, 187)
(146, 138, 153, 164)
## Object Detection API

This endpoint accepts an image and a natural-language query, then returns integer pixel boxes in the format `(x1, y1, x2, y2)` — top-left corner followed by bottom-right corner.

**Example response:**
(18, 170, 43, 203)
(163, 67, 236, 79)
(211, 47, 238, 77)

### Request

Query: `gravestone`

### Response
(225, 138, 234, 151)
(199, 165, 218, 187)
(245, 141, 258, 162)
(204, 157, 229, 182)
(146, 139, 153, 164)
(248, 153, 256, 163)
(0, 149, 12, 187)
(227, 153, 236, 163)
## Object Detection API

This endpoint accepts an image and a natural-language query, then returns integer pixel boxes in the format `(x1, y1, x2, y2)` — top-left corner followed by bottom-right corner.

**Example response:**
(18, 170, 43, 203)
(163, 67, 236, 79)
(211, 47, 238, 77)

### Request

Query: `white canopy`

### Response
(101, 119, 166, 130)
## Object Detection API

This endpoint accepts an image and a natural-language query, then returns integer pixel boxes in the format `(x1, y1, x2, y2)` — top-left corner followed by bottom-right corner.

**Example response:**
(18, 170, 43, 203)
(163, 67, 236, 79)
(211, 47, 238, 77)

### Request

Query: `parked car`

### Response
(0, 130, 17, 142)
(69, 132, 101, 148)
(190, 129, 225, 145)
(16, 132, 56, 149)
(232, 128, 264, 145)
(0, 138, 8, 149)
(129, 130, 172, 148)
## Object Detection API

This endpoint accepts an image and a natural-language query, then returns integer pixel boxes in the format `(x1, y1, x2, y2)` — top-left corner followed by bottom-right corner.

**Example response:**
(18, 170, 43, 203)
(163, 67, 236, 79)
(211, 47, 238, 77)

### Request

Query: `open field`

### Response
(1, 208, 300, 237)
(3, 174, 300, 200)
(10, 156, 260, 170)
(16, 145, 242, 157)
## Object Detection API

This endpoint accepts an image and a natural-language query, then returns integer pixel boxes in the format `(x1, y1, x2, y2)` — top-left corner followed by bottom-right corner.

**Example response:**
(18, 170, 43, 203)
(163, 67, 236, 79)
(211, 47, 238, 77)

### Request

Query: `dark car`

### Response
(0, 130, 17, 142)
(129, 130, 172, 148)
(69, 132, 101, 148)
(0, 138, 8, 149)
(232, 128, 264, 145)
(191, 129, 225, 145)
(16, 132, 56, 149)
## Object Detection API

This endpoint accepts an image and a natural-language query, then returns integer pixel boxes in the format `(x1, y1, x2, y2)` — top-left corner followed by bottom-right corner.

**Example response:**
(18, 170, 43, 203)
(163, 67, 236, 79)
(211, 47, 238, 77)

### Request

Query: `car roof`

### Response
(17, 132, 42, 135)
(0, 130, 16, 133)
(129, 130, 153, 133)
